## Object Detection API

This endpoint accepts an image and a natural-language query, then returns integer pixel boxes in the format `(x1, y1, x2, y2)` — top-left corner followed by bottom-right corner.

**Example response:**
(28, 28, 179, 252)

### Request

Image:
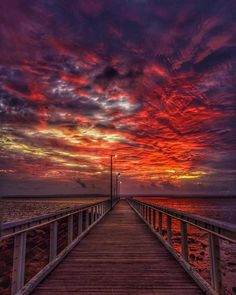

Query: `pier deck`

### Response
(32, 201, 203, 295)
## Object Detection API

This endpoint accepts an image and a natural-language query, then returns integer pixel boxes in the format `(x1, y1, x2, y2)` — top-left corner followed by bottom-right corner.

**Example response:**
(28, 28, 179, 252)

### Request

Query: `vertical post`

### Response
(90, 207, 93, 224)
(96, 205, 98, 219)
(158, 212, 163, 235)
(11, 232, 27, 295)
(110, 155, 113, 208)
(115, 175, 118, 204)
(94, 206, 97, 221)
(68, 215, 73, 245)
(49, 221, 58, 261)
(78, 212, 83, 235)
(85, 209, 89, 229)
(145, 206, 148, 221)
(118, 178, 120, 201)
(181, 221, 188, 261)
(149, 207, 152, 224)
(167, 215, 172, 245)
(97, 204, 100, 218)
(0, 196, 2, 237)
(209, 233, 222, 293)
(153, 210, 156, 229)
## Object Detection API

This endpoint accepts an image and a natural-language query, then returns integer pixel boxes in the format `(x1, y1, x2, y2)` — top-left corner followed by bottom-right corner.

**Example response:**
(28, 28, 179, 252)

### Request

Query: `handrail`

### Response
(130, 199, 236, 243)
(128, 198, 236, 295)
(1, 199, 109, 237)
(0, 199, 117, 295)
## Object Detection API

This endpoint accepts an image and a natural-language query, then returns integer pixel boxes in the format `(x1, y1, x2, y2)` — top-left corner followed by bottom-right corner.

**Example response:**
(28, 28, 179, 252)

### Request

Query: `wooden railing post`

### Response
(90, 208, 93, 224)
(85, 209, 89, 229)
(68, 215, 73, 245)
(96, 205, 98, 219)
(181, 221, 188, 261)
(11, 232, 27, 295)
(158, 212, 163, 235)
(153, 210, 156, 229)
(93, 206, 97, 221)
(149, 207, 151, 224)
(167, 215, 172, 245)
(98, 204, 101, 217)
(78, 212, 83, 235)
(209, 233, 222, 293)
(92, 207, 95, 222)
(49, 221, 58, 261)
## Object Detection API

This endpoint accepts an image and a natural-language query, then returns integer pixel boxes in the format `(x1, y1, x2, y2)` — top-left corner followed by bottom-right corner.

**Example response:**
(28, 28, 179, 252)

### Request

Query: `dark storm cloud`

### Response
(0, 0, 236, 195)
(195, 47, 236, 73)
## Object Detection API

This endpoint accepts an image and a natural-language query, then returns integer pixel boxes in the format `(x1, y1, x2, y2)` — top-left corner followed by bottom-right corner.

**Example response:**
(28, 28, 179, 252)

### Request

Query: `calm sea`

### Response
(0, 196, 108, 223)
(1, 196, 236, 224)
(139, 196, 236, 224)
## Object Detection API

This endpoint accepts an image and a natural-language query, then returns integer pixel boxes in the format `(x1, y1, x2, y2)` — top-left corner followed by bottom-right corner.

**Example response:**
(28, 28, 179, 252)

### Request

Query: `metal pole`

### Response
(115, 173, 121, 203)
(118, 179, 120, 200)
(115, 175, 118, 203)
(110, 155, 113, 208)
(0, 196, 2, 237)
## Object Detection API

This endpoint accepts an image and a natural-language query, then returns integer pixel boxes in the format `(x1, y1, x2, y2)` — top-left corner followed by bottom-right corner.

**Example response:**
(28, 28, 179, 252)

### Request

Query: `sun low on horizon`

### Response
(0, 0, 236, 196)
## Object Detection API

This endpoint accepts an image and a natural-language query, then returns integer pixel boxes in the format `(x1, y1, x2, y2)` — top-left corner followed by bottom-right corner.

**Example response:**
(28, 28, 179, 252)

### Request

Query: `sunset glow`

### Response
(0, 0, 235, 195)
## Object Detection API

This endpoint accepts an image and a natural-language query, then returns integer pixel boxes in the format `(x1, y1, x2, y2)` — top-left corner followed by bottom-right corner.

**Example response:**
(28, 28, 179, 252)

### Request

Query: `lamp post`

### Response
(110, 154, 117, 208)
(118, 180, 122, 200)
(116, 173, 121, 201)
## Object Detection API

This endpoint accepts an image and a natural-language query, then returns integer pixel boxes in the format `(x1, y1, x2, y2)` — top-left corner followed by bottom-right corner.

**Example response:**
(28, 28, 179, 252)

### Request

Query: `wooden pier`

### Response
(1, 198, 236, 295)
(32, 201, 203, 295)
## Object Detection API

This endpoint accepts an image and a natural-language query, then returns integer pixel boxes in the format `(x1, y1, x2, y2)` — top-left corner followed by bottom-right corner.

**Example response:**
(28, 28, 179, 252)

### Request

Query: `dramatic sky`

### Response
(0, 0, 236, 196)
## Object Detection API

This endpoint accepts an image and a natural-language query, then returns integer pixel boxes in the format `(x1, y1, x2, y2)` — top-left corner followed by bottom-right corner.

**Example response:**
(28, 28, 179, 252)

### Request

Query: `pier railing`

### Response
(0, 199, 112, 295)
(128, 198, 236, 295)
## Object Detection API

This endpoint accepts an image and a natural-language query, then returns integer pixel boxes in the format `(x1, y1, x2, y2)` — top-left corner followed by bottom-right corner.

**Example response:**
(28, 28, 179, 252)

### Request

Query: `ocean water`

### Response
(138, 196, 236, 224)
(0, 196, 108, 223)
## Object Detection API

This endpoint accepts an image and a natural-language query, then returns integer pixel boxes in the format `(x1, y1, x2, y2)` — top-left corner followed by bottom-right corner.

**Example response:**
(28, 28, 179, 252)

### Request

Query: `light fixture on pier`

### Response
(110, 154, 118, 208)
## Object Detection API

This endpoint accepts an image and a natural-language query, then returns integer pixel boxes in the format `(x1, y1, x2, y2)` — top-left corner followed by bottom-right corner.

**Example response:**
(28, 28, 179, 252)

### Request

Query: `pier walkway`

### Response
(32, 201, 203, 295)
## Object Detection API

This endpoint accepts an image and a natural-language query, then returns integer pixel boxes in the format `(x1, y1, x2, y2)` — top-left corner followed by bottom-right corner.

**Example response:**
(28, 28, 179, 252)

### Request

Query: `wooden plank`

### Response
(32, 201, 203, 295)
